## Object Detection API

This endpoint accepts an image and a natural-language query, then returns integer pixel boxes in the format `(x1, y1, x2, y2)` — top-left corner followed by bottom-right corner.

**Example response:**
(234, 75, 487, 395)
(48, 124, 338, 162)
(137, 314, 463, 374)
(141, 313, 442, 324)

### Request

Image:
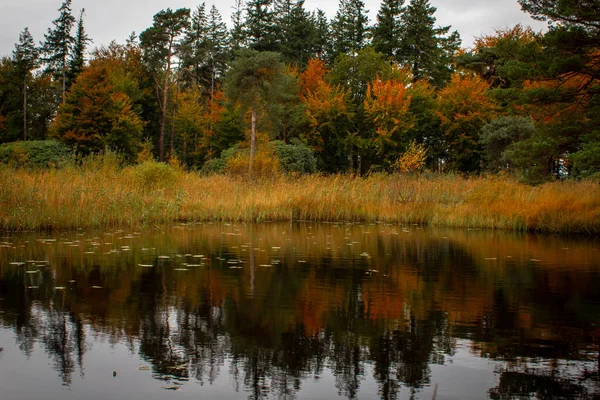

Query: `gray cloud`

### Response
(1, 0, 547, 57)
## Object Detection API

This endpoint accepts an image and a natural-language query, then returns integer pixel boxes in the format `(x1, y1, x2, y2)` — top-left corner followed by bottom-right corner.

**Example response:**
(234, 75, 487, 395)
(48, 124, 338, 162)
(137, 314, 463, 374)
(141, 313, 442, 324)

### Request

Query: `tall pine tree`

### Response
(207, 5, 229, 94)
(230, 0, 247, 55)
(278, 0, 319, 66)
(331, 0, 369, 58)
(397, 0, 460, 86)
(42, 0, 76, 103)
(244, 0, 279, 52)
(371, 0, 404, 60)
(140, 8, 190, 161)
(68, 9, 92, 86)
(13, 27, 39, 140)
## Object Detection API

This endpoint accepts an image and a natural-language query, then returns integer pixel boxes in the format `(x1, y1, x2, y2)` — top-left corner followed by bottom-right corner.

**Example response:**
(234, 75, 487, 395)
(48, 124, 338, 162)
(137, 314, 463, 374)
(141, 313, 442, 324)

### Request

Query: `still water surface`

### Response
(0, 223, 599, 399)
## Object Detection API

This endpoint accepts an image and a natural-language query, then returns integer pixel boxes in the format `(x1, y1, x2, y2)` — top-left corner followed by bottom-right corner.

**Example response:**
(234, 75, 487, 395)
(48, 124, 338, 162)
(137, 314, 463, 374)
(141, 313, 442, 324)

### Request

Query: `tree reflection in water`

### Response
(0, 223, 599, 399)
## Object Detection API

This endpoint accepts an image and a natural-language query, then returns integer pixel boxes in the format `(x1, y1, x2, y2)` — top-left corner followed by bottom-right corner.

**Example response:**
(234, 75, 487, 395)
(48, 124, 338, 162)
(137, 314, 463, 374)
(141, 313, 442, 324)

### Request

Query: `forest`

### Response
(0, 0, 599, 184)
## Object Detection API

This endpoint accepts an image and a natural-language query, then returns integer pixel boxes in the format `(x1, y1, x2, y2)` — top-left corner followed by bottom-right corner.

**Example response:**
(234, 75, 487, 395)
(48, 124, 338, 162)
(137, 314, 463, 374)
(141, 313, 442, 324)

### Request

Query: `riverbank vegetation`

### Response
(1, 152, 598, 232)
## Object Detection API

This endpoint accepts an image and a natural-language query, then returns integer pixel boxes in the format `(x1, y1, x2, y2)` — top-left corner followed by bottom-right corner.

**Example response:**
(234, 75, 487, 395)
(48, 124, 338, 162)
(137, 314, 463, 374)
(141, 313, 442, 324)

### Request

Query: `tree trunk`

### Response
(62, 54, 67, 104)
(249, 103, 257, 177)
(170, 80, 179, 157)
(23, 81, 27, 141)
(159, 47, 173, 162)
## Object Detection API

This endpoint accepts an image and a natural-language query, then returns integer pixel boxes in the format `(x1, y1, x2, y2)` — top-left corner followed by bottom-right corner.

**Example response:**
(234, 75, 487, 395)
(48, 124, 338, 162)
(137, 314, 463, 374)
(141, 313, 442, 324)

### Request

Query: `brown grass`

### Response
(1, 156, 599, 233)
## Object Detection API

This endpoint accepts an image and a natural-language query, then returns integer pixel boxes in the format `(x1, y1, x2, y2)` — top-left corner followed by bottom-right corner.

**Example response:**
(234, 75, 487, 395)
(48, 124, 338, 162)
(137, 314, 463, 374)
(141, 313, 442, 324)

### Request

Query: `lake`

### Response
(0, 222, 599, 399)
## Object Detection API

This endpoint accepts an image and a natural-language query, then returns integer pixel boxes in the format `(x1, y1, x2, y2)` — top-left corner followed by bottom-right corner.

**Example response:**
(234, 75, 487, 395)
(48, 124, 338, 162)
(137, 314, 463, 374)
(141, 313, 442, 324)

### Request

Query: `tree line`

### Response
(0, 0, 598, 182)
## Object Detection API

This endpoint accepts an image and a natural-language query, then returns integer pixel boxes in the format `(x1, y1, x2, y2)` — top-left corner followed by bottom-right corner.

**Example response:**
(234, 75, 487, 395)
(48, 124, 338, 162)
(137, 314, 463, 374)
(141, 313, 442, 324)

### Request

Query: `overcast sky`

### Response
(1, 0, 548, 57)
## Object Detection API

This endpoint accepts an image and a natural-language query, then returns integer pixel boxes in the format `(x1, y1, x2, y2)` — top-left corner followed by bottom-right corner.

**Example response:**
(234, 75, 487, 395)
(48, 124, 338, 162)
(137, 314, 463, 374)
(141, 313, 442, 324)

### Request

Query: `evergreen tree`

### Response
(68, 9, 92, 86)
(331, 0, 369, 58)
(42, 0, 76, 103)
(244, 0, 279, 52)
(230, 0, 247, 54)
(224, 49, 286, 175)
(314, 9, 330, 60)
(371, 0, 404, 60)
(140, 8, 190, 161)
(397, 0, 460, 86)
(13, 27, 39, 140)
(278, 0, 319, 66)
(182, 3, 210, 87)
(207, 5, 229, 94)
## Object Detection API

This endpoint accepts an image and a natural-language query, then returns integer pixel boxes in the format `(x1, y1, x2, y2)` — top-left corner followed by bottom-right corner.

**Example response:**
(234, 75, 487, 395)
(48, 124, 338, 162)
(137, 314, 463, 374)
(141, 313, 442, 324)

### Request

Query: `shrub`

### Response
(0, 140, 70, 168)
(130, 160, 179, 189)
(273, 138, 317, 174)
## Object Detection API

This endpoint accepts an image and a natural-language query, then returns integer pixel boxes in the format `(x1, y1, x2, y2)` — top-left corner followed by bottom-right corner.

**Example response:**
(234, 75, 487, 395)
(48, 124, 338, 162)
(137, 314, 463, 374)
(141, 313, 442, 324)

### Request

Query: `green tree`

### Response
(13, 27, 39, 140)
(244, 0, 279, 52)
(518, 0, 600, 29)
(480, 116, 535, 172)
(371, 0, 404, 60)
(230, 0, 247, 54)
(224, 49, 286, 175)
(398, 0, 460, 86)
(182, 3, 210, 87)
(68, 9, 91, 86)
(329, 47, 394, 172)
(42, 0, 76, 103)
(278, 0, 319, 67)
(331, 0, 370, 58)
(207, 5, 229, 95)
(314, 10, 331, 60)
(140, 8, 190, 161)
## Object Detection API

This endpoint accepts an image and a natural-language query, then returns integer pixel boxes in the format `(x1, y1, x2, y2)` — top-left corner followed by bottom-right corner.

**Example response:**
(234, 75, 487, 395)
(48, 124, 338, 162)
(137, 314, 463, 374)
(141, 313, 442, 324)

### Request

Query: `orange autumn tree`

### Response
(50, 60, 144, 160)
(436, 72, 497, 172)
(298, 58, 353, 171)
(364, 72, 414, 167)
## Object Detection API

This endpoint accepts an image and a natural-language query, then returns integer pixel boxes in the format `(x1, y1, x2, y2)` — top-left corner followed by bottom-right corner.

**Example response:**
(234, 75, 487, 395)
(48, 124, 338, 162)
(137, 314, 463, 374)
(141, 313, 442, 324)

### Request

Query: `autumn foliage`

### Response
(50, 59, 144, 159)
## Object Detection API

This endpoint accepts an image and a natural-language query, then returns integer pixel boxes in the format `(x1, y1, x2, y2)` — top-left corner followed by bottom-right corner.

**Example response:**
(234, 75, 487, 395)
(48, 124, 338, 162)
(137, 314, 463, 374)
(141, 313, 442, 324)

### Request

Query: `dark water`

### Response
(0, 223, 599, 400)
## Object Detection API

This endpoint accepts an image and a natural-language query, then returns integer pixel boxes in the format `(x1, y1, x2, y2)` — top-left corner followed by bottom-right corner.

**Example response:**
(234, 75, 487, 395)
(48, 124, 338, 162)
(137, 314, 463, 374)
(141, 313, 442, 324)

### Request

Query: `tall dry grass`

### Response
(1, 156, 599, 233)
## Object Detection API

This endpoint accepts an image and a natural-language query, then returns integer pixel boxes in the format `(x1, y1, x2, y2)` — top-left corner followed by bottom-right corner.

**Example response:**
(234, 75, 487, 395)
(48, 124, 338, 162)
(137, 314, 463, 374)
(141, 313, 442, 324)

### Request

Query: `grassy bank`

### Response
(1, 157, 599, 233)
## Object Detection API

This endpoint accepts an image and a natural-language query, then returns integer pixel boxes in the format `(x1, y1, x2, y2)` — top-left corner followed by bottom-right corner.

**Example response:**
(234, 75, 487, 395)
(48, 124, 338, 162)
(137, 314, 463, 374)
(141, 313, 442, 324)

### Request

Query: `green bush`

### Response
(130, 160, 179, 189)
(273, 138, 317, 174)
(0, 140, 71, 168)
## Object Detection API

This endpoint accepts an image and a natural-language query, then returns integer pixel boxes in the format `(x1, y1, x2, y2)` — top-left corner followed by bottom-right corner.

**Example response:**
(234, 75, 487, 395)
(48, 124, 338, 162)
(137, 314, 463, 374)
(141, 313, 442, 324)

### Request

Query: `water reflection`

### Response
(0, 223, 599, 399)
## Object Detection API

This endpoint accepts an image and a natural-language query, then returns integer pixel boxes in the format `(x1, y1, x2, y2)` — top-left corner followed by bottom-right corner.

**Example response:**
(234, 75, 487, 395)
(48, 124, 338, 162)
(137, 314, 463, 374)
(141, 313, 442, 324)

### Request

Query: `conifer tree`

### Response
(207, 5, 229, 94)
(278, 0, 318, 66)
(314, 10, 330, 60)
(69, 9, 92, 86)
(42, 0, 76, 103)
(224, 49, 285, 175)
(371, 0, 404, 60)
(13, 27, 39, 140)
(331, 0, 369, 58)
(244, 0, 279, 52)
(230, 0, 246, 55)
(182, 4, 209, 87)
(397, 0, 460, 86)
(140, 8, 190, 161)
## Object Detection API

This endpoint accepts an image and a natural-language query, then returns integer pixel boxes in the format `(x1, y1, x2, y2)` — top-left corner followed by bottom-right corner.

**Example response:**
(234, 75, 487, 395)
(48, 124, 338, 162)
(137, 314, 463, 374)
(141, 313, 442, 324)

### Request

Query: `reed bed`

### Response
(1, 158, 599, 233)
